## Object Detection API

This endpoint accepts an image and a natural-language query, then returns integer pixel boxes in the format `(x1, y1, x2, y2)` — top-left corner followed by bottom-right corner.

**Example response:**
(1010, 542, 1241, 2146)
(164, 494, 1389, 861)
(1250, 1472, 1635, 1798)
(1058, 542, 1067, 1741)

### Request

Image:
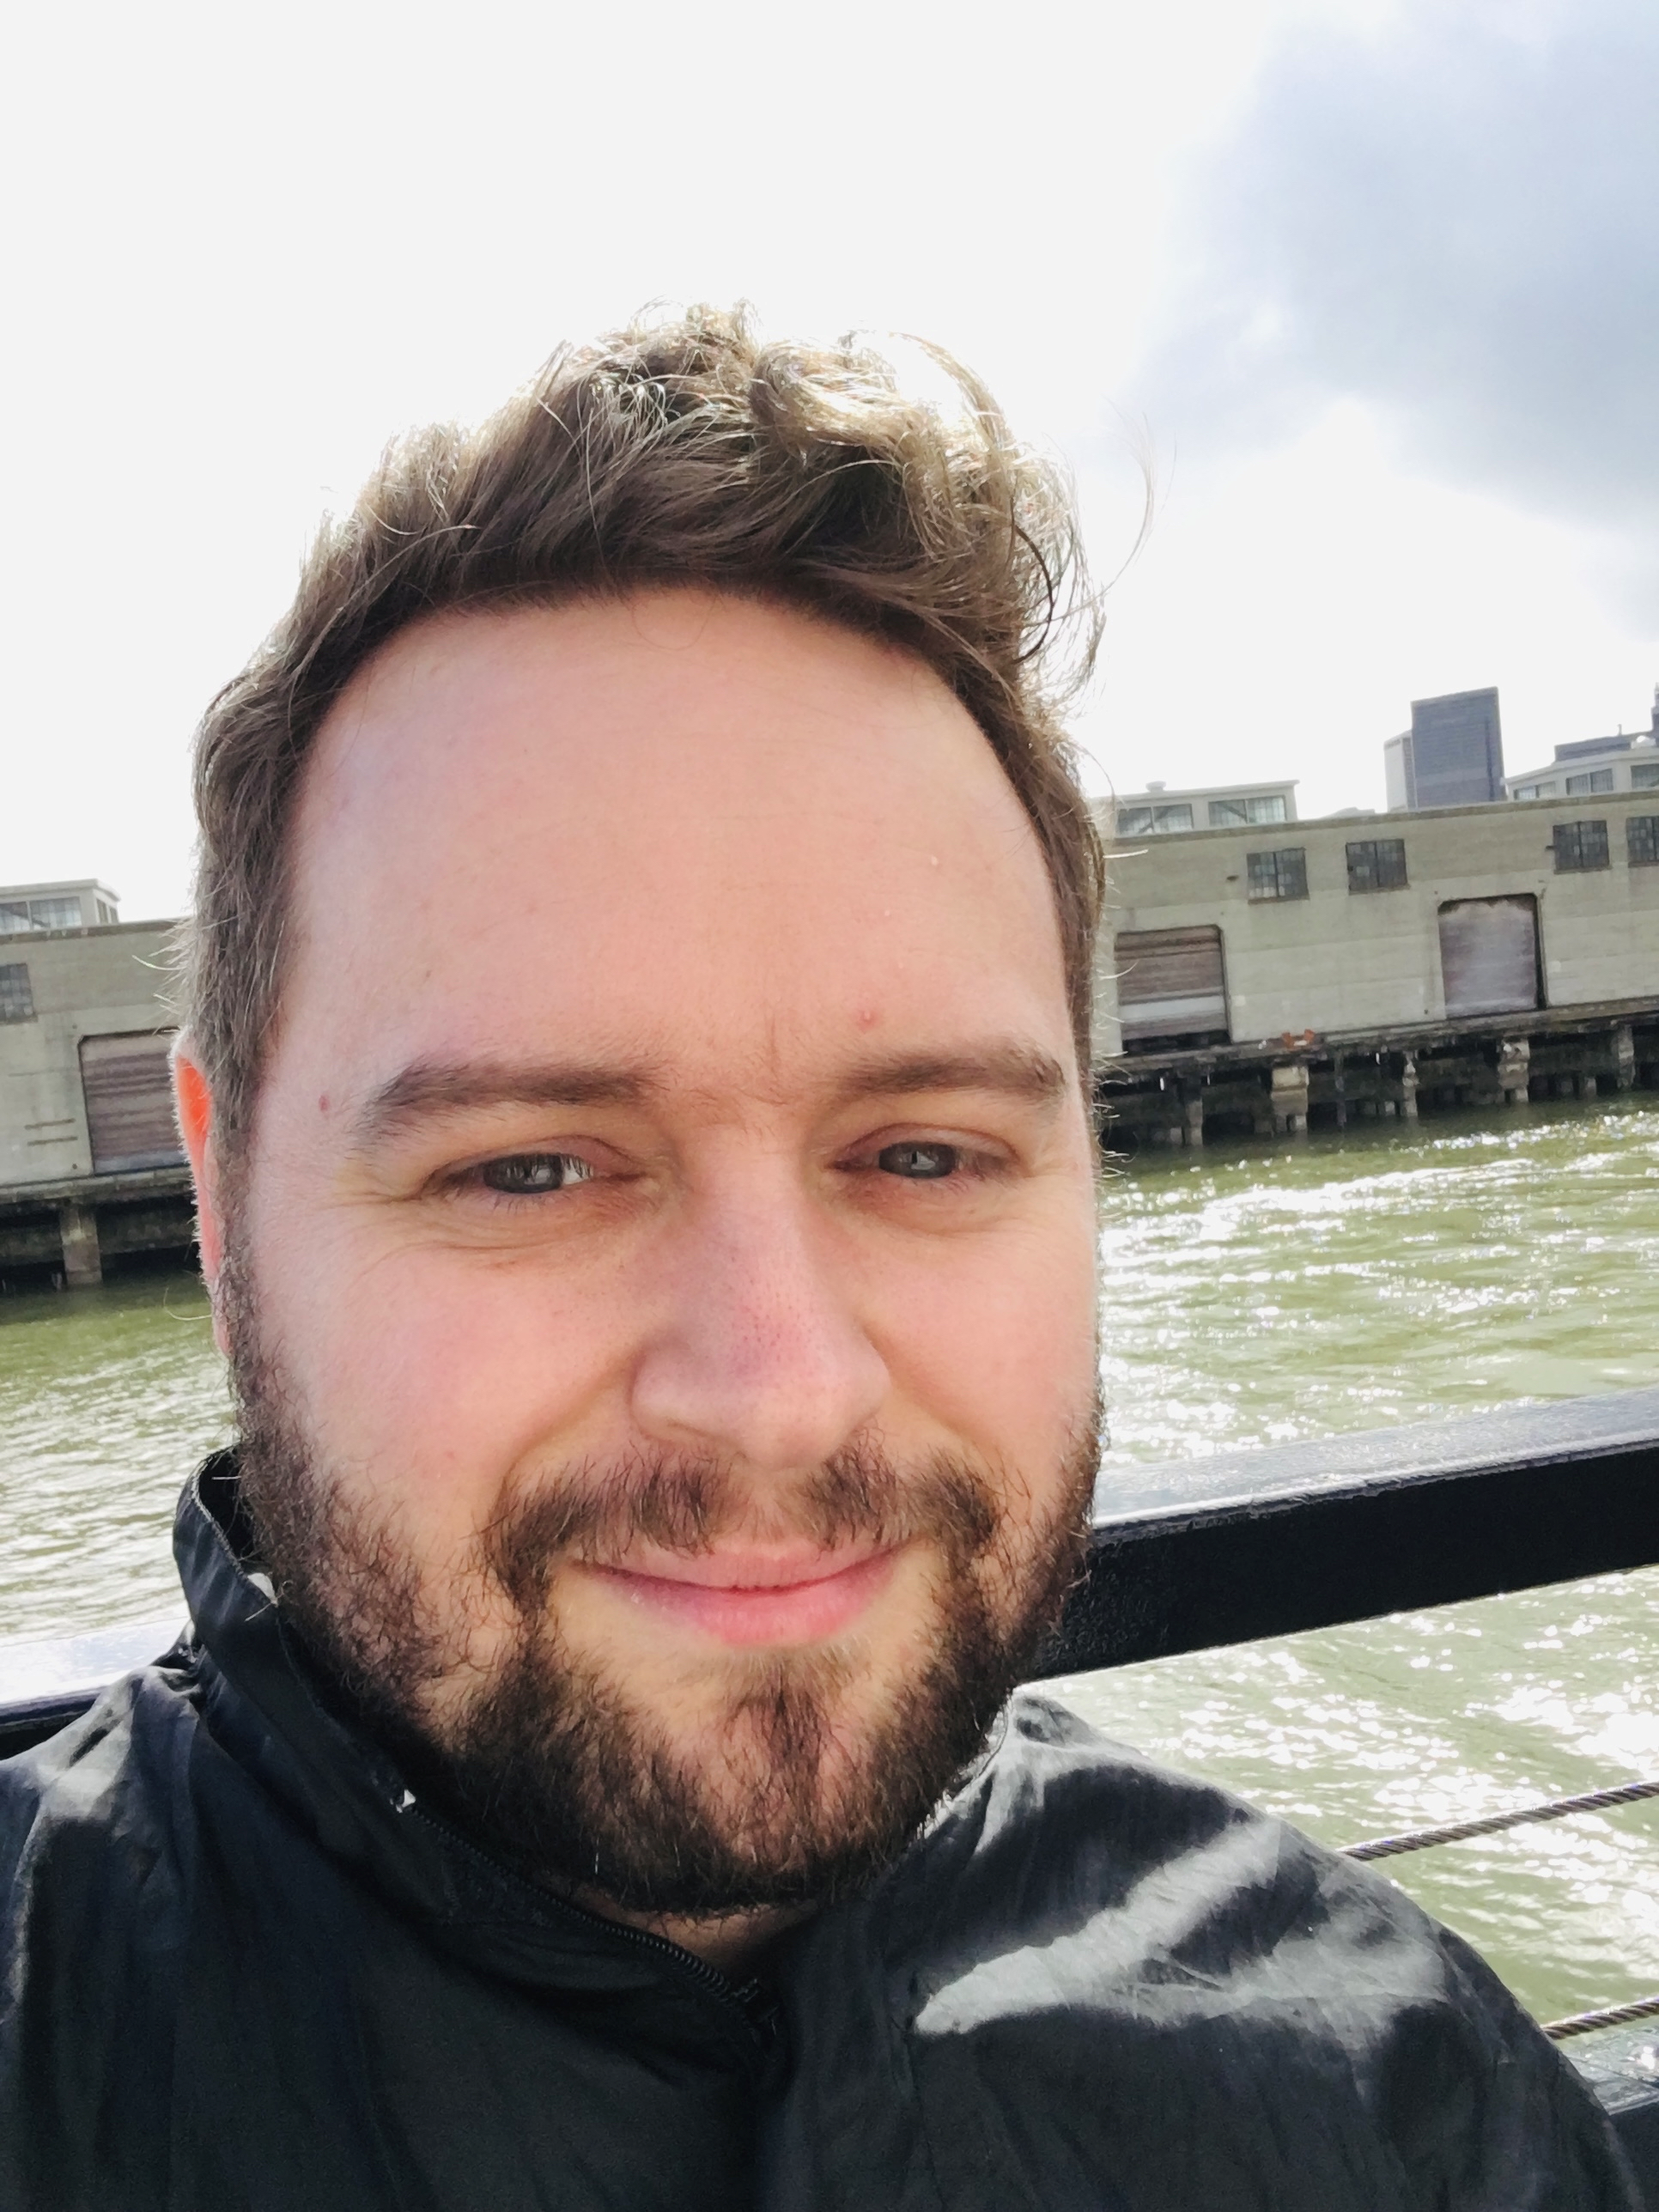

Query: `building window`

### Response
(1346, 837, 1408, 893)
(1629, 817, 1659, 868)
(1116, 802, 1194, 836)
(1553, 819, 1610, 872)
(1207, 793, 1289, 828)
(94, 898, 116, 926)
(0, 963, 34, 1021)
(1565, 769, 1616, 796)
(1632, 763, 1659, 791)
(27, 896, 82, 930)
(0, 895, 82, 933)
(1247, 848, 1309, 901)
(1512, 781, 1559, 801)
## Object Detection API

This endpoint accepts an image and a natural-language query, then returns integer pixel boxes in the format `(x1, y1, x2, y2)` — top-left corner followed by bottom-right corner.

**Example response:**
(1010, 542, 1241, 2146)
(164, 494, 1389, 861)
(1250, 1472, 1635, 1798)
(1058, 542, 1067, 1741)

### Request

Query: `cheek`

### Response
(877, 1215, 1099, 1487)
(262, 1239, 627, 1527)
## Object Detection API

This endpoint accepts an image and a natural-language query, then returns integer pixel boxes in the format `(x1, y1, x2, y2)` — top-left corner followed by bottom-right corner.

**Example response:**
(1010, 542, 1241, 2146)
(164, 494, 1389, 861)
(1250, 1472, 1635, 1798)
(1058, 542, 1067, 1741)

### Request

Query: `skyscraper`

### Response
(1383, 687, 1505, 811)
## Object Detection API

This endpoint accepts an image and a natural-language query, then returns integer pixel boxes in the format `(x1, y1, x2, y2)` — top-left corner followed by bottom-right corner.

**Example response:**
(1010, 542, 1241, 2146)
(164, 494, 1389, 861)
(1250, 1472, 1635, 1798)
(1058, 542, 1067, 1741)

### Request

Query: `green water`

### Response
(4, 1095, 1659, 2021)
(1094, 1098, 1659, 1463)
(0, 1270, 228, 1640)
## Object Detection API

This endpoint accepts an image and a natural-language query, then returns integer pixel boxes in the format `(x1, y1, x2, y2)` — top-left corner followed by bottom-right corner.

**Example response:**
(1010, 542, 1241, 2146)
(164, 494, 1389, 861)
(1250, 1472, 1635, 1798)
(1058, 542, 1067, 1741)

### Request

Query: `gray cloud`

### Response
(1130, 0, 1659, 604)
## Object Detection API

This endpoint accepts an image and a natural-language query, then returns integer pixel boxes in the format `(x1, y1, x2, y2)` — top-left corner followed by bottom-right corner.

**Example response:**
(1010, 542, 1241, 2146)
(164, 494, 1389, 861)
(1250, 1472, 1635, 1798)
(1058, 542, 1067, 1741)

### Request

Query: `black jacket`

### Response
(0, 1457, 1638, 2209)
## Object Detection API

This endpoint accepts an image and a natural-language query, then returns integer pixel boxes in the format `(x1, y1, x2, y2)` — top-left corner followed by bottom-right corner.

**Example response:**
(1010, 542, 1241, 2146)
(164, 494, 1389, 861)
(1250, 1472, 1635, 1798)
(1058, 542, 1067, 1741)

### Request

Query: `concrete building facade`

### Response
(1094, 789, 1659, 1055)
(0, 924, 182, 1188)
(0, 919, 191, 1288)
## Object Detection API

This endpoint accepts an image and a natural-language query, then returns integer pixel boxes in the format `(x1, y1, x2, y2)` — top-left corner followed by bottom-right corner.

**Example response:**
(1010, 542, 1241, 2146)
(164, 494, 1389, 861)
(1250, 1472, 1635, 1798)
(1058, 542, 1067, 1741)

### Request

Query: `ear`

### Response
(172, 1039, 231, 1357)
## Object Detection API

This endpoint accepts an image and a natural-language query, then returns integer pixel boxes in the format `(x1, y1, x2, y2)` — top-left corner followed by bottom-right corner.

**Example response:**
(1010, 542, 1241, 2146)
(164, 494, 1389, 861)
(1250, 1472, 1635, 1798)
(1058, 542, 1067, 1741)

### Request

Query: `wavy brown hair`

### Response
(182, 307, 1104, 1158)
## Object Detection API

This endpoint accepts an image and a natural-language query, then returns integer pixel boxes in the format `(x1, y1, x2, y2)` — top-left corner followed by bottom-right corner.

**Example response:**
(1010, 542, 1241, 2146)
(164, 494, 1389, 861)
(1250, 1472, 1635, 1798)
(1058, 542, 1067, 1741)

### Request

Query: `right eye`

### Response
(475, 1153, 596, 1196)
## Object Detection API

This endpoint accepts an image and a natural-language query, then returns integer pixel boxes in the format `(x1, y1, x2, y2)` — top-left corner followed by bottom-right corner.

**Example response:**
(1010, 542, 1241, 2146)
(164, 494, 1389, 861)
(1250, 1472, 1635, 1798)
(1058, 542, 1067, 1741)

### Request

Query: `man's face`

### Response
(194, 592, 1100, 1919)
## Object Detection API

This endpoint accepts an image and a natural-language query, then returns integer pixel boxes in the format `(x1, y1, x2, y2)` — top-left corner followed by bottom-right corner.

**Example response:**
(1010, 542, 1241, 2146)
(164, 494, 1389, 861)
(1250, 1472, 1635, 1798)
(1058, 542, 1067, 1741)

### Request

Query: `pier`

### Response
(0, 1165, 195, 1291)
(1098, 994, 1659, 1148)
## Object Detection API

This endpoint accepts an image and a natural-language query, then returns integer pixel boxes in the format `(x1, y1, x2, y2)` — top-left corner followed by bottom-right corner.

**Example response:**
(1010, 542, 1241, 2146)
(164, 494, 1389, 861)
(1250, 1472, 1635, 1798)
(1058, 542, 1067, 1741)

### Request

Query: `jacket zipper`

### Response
(403, 1797, 780, 2045)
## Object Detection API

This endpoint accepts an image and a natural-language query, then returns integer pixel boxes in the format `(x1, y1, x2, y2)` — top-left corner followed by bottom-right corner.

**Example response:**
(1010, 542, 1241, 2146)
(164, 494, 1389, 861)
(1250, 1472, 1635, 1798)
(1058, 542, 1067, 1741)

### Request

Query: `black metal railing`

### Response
(1038, 1386, 1659, 1674)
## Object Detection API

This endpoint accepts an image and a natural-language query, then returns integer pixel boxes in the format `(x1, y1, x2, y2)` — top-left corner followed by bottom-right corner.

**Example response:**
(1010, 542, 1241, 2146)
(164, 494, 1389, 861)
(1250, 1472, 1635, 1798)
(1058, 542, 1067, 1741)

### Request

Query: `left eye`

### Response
(477, 1153, 594, 1194)
(876, 1142, 959, 1180)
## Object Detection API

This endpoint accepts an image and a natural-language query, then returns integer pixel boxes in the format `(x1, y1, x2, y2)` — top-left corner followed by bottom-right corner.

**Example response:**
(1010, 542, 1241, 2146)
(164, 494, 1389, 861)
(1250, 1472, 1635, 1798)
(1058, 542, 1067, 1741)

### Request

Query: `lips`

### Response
(585, 1546, 898, 1647)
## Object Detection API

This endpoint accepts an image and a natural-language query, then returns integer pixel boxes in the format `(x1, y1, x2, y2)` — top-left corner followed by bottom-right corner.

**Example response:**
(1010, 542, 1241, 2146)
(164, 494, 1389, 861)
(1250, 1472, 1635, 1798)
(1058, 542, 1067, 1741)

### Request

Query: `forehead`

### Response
(282, 591, 1070, 1091)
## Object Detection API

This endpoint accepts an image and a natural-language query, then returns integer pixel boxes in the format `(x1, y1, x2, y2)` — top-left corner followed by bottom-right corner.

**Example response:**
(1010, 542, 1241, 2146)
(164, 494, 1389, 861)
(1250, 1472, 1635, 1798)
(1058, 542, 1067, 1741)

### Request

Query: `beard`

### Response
(222, 1251, 1100, 1921)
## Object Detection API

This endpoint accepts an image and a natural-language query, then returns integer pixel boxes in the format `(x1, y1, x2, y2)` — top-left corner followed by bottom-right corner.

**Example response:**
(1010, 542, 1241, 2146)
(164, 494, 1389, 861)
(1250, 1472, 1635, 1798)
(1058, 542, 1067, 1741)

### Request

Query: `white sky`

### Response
(3, 0, 1654, 916)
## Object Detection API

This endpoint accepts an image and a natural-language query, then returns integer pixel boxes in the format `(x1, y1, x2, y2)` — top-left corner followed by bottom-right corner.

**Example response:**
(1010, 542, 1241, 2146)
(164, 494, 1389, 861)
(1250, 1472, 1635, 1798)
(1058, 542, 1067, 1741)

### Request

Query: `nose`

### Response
(629, 1171, 890, 1477)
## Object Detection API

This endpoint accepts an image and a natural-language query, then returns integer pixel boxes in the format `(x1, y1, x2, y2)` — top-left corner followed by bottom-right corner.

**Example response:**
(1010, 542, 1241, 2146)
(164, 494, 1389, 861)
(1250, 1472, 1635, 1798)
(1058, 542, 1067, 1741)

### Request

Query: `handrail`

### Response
(1036, 1384, 1659, 1674)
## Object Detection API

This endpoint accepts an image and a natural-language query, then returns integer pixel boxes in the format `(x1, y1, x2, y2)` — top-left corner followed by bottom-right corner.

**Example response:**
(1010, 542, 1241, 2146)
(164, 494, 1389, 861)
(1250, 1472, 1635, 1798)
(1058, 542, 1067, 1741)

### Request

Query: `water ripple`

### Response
(0, 1273, 228, 1639)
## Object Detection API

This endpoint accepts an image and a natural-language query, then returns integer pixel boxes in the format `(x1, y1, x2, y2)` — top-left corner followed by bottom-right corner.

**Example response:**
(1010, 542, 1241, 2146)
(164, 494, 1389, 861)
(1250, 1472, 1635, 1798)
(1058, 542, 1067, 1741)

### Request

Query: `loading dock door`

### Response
(1114, 926, 1229, 1045)
(80, 1031, 185, 1173)
(1437, 896, 1540, 1018)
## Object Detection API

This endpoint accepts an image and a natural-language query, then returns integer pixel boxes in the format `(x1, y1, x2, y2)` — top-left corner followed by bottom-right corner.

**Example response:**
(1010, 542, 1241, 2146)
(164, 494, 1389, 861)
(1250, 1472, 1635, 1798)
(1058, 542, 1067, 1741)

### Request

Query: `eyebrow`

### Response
(828, 1044, 1072, 1109)
(350, 1058, 662, 1149)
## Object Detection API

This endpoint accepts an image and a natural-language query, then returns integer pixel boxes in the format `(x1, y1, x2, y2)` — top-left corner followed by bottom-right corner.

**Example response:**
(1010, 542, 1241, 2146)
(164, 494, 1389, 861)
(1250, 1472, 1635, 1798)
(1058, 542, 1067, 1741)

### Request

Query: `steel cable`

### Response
(1340, 1776, 1659, 1863)
(1540, 1996, 1659, 2042)
(1337, 1777, 1659, 2044)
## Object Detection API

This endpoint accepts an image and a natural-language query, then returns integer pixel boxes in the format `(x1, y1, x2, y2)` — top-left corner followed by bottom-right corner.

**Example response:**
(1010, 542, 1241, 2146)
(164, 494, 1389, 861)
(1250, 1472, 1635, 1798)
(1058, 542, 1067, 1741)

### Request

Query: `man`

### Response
(0, 308, 1636, 2209)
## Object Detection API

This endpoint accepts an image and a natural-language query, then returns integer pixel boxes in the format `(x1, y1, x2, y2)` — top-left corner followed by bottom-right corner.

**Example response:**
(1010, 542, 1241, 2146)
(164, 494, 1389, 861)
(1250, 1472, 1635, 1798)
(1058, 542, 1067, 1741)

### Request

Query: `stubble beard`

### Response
(222, 1245, 1100, 1920)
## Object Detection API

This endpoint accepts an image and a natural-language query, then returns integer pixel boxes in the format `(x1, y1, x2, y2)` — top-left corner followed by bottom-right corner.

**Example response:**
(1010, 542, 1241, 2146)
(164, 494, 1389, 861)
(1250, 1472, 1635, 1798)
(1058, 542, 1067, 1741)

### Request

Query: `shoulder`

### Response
(874, 1690, 1460, 2044)
(0, 1668, 216, 2207)
(0, 1663, 206, 1919)
(772, 1693, 1638, 2210)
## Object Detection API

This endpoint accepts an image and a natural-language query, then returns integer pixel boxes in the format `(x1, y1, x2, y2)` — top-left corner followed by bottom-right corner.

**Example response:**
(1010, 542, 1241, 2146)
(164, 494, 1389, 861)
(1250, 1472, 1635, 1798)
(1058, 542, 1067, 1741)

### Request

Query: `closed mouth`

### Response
(583, 1545, 900, 1647)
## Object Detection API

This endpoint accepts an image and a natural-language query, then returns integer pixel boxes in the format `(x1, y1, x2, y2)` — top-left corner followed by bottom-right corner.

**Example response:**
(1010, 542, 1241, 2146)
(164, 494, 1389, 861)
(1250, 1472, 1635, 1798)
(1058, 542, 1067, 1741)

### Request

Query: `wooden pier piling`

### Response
(0, 1167, 195, 1292)
(1097, 996, 1659, 1153)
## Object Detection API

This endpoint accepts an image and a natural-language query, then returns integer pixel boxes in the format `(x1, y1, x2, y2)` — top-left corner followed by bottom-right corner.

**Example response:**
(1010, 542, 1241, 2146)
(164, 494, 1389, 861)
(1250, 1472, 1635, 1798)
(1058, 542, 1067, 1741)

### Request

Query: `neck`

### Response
(574, 1888, 815, 1975)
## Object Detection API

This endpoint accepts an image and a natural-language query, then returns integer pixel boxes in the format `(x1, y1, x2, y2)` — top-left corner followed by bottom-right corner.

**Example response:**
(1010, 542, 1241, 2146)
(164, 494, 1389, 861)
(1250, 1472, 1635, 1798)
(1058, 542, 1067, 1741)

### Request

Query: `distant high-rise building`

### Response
(1383, 687, 1505, 811)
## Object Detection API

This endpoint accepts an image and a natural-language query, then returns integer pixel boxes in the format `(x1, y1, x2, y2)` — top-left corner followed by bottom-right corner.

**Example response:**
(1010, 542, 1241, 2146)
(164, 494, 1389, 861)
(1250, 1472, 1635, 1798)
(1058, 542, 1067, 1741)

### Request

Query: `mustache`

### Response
(479, 1443, 1006, 1618)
